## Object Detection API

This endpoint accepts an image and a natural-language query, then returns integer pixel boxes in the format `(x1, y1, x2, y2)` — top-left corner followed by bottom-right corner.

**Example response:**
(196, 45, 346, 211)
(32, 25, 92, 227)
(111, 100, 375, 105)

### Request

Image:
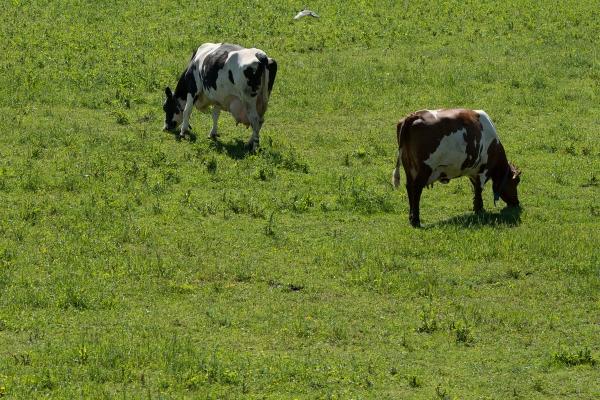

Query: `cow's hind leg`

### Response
(470, 176, 484, 213)
(406, 181, 424, 228)
(209, 106, 220, 139)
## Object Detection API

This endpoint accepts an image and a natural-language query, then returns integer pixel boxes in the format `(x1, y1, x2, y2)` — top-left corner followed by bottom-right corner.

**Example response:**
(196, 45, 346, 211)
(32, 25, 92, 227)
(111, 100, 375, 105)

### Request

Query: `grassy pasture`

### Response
(0, 0, 599, 398)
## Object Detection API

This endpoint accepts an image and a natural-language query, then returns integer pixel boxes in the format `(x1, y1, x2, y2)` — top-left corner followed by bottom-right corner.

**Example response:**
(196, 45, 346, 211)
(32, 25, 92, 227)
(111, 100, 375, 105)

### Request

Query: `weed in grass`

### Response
(452, 321, 475, 346)
(113, 109, 129, 125)
(417, 305, 439, 334)
(343, 153, 351, 166)
(506, 268, 522, 280)
(253, 164, 275, 181)
(265, 211, 276, 236)
(552, 171, 568, 185)
(533, 379, 545, 393)
(206, 156, 218, 174)
(336, 175, 394, 214)
(61, 286, 89, 310)
(564, 143, 577, 156)
(75, 343, 89, 365)
(552, 347, 597, 367)
(581, 146, 592, 156)
(400, 333, 413, 351)
(260, 141, 309, 173)
(12, 353, 31, 366)
(581, 174, 598, 187)
(436, 384, 451, 400)
(354, 147, 368, 159)
(408, 375, 422, 388)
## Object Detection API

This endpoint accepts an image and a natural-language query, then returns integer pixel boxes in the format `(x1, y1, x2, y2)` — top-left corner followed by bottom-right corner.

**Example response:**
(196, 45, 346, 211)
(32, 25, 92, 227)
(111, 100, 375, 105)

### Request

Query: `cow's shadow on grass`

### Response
(209, 138, 251, 159)
(428, 206, 522, 229)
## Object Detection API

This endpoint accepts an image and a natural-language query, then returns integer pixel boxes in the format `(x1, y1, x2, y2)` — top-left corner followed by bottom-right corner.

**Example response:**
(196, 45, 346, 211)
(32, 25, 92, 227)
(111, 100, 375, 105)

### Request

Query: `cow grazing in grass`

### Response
(392, 109, 521, 227)
(163, 43, 277, 151)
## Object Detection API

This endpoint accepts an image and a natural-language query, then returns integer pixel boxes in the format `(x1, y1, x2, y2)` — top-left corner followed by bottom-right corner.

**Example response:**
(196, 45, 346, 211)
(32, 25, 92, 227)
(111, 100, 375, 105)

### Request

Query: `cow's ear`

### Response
(165, 87, 173, 98)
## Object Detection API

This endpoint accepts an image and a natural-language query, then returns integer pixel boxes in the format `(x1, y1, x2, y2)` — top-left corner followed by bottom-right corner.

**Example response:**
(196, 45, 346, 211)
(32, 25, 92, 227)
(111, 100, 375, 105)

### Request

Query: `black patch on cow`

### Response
(267, 58, 277, 94)
(163, 87, 180, 130)
(172, 49, 204, 101)
(228, 70, 234, 84)
(173, 67, 197, 101)
(202, 43, 243, 91)
(256, 52, 268, 66)
(244, 64, 264, 93)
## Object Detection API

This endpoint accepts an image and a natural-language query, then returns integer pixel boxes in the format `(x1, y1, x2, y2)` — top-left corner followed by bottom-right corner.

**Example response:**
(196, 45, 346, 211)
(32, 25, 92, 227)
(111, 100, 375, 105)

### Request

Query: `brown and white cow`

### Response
(392, 109, 521, 227)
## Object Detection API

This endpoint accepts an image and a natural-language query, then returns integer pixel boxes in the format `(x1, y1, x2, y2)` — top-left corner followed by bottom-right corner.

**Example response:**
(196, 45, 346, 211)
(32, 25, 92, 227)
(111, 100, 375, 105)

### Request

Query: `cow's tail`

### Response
(392, 113, 420, 188)
(392, 148, 402, 188)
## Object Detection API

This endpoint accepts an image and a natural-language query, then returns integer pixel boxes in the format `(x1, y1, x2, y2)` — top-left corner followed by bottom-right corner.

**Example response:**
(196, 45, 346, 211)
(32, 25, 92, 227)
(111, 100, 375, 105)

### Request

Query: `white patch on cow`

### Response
(478, 171, 487, 189)
(424, 128, 468, 185)
(410, 166, 418, 180)
(474, 109, 500, 186)
(426, 109, 441, 119)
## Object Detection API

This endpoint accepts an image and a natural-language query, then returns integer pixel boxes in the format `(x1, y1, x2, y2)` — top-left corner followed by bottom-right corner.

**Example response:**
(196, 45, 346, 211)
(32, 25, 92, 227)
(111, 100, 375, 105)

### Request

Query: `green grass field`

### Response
(1, 1, 599, 398)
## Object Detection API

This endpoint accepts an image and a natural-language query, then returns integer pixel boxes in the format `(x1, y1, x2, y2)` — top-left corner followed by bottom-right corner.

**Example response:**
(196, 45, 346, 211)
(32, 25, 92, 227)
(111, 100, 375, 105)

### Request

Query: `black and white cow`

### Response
(163, 43, 277, 151)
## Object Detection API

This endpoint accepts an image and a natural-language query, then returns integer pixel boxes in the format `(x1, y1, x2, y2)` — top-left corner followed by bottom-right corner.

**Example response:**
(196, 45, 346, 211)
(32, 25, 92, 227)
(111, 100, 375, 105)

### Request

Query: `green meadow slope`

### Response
(0, 1, 598, 398)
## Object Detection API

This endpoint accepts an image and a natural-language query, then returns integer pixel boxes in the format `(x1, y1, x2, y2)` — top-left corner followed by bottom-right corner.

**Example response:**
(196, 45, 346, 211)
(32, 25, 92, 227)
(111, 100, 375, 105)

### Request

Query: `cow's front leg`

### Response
(209, 106, 220, 139)
(246, 109, 263, 152)
(179, 93, 195, 139)
(470, 175, 484, 213)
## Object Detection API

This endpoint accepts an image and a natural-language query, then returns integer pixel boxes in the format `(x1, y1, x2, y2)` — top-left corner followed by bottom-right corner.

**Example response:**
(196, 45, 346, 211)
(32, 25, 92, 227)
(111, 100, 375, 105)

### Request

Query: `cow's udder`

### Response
(228, 97, 250, 127)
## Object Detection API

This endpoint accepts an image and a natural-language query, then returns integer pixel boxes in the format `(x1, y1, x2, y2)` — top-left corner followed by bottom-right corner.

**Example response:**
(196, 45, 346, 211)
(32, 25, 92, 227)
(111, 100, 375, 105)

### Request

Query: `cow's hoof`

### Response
(409, 219, 421, 228)
(178, 129, 189, 139)
(246, 140, 259, 153)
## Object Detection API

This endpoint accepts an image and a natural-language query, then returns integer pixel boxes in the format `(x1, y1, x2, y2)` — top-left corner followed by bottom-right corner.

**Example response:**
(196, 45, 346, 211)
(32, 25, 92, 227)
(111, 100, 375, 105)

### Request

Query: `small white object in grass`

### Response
(294, 9, 320, 20)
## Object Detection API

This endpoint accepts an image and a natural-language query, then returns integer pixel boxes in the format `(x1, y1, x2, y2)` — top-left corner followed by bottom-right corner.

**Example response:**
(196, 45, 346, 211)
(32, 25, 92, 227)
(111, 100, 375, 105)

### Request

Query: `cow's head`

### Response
(495, 163, 521, 207)
(163, 87, 183, 131)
